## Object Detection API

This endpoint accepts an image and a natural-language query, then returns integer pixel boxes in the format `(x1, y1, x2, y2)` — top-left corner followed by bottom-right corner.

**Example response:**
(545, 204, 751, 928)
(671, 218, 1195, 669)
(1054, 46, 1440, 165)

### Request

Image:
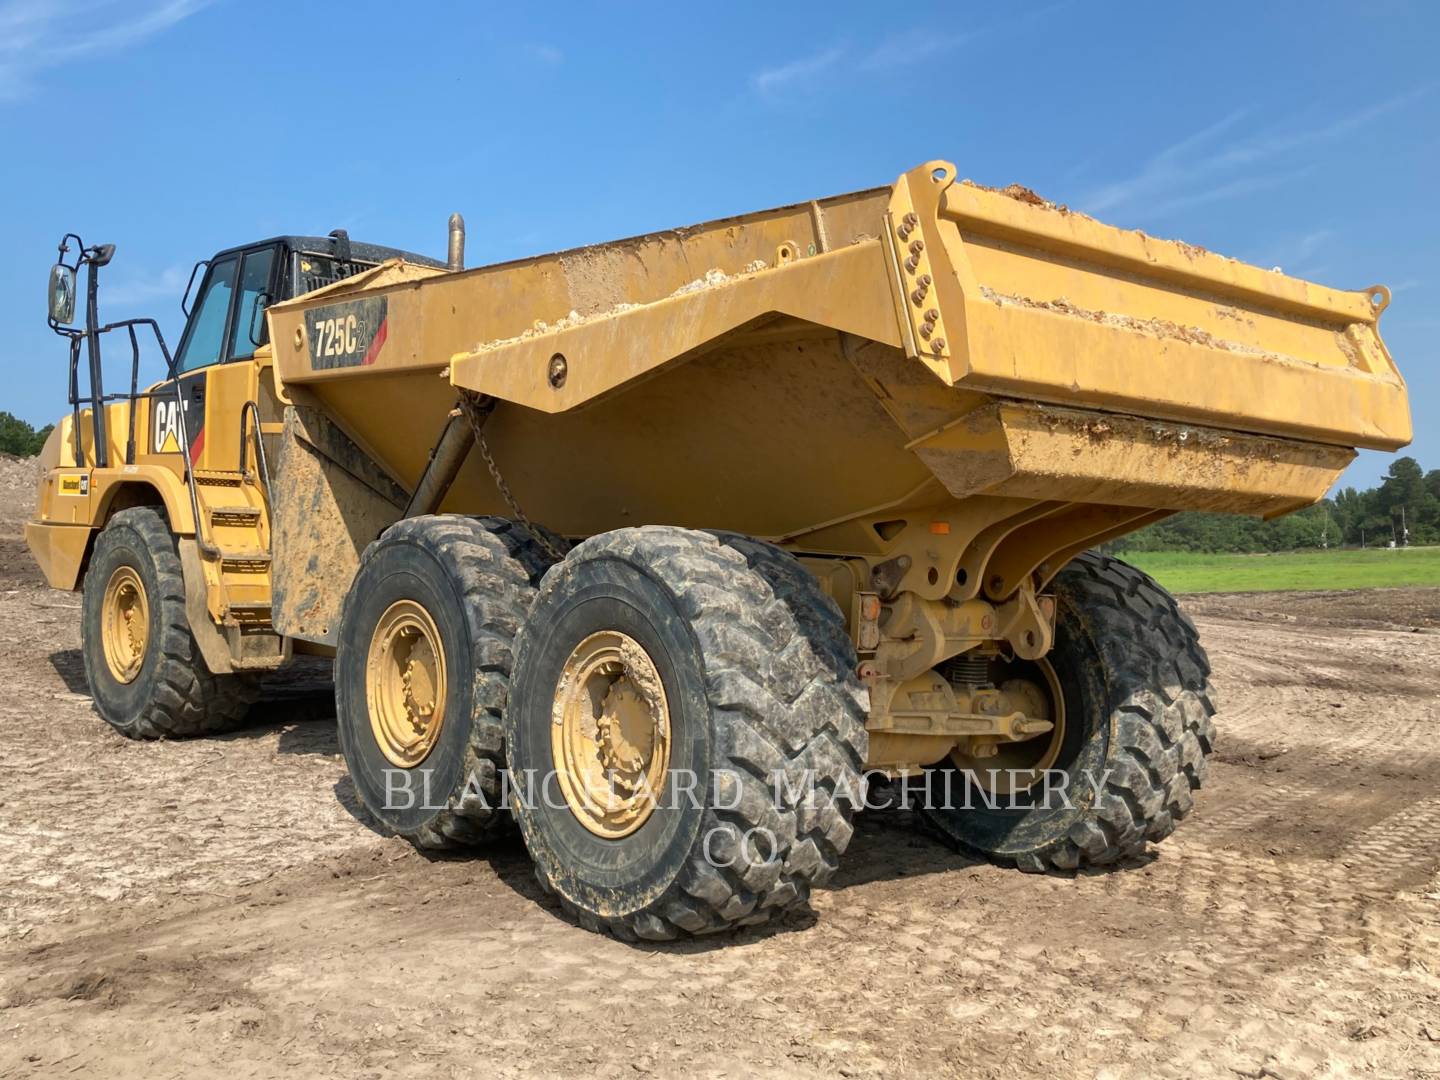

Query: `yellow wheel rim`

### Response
(551, 631, 671, 839)
(950, 657, 1067, 798)
(366, 599, 448, 768)
(100, 565, 149, 684)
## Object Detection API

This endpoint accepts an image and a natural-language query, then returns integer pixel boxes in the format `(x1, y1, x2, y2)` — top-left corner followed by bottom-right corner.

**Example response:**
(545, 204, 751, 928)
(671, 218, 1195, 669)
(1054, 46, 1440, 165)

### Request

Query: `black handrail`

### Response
(238, 399, 273, 499)
(62, 314, 216, 556)
(50, 235, 215, 557)
(64, 317, 175, 467)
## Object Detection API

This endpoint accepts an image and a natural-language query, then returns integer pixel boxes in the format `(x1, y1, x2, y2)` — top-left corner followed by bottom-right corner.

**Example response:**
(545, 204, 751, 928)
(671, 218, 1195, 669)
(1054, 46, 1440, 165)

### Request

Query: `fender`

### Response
(91, 466, 197, 536)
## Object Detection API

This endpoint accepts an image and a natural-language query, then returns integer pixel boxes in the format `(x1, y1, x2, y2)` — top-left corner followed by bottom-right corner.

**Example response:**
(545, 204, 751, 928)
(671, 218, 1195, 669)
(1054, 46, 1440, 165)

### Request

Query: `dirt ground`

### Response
(2, 455, 1438, 1079)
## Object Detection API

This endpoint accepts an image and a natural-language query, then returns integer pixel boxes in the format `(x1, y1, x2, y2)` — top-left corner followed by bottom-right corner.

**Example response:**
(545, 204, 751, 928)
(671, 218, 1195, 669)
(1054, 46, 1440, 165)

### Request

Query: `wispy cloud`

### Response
(1083, 108, 1252, 215)
(103, 263, 191, 307)
(750, 3, 1071, 98)
(857, 30, 973, 72)
(0, 0, 208, 102)
(1081, 85, 1433, 220)
(750, 47, 844, 95)
(1242, 224, 1335, 276)
(1144, 167, 1312, 219)
(527, 43, 563, 66)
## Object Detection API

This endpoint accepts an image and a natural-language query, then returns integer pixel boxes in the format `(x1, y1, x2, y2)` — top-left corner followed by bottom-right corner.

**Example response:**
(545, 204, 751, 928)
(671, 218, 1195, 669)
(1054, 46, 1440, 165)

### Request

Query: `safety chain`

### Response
(457, 393, 568, 563)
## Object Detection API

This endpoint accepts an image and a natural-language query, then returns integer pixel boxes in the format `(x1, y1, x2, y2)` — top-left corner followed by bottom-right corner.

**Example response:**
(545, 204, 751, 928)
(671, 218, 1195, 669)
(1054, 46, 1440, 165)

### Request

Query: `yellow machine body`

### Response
(29, 159, 1411, 771)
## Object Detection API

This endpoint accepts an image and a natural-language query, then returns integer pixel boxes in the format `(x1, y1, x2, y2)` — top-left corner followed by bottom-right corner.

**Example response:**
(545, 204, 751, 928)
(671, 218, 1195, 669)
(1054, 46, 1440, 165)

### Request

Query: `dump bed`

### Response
(265, 158, 1409, 550)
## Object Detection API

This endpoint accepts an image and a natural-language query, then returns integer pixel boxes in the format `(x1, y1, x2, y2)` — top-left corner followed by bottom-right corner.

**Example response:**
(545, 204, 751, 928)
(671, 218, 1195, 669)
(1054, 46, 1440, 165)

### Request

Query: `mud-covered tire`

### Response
(81, 507, 258, 739)
(335, 514, 560, 849)
(505, 526, 868, 940)
(918, 551, 1216, 870)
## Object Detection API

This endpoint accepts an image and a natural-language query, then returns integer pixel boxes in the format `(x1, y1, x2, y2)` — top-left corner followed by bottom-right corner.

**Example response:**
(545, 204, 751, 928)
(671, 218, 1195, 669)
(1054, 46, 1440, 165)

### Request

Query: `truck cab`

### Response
(150, 234, 443, 465)
(27, 230, 443, 684)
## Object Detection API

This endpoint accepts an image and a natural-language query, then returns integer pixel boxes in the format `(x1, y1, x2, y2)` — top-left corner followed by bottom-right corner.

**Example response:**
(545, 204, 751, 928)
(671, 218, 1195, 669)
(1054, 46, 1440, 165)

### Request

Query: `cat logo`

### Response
(153, 399, 185, 453)
(58, 474, 90, 497)
(151, 375, 206, 458)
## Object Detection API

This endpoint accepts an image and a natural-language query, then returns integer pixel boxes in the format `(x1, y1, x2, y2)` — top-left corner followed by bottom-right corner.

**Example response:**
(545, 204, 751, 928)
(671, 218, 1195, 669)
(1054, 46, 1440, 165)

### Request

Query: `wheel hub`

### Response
(552, 630, 670, 838)
(367, 599, 448, 768)
(950, 657, 1066, 797)
(100, 565, 149, 683)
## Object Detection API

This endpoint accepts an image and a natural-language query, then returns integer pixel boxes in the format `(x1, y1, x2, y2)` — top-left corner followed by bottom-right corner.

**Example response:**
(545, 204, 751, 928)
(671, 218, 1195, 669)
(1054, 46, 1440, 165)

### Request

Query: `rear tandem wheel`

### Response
(334, 514, 564, 849)
(504, 526, 868, 940)
(918, 552, 1217, 870)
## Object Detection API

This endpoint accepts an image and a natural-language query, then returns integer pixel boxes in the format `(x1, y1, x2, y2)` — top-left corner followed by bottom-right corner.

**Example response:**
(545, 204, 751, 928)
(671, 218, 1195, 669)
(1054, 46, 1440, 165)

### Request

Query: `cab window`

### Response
(176, 256, 238, 372)
(229, 248, 276, 358)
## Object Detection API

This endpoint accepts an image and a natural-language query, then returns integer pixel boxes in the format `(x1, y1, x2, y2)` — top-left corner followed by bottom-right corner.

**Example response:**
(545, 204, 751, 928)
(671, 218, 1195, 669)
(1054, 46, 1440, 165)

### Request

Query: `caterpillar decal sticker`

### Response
(58, 473, 90, 496)
(304, 296, 389, 371)
(151, 371, 207, 458)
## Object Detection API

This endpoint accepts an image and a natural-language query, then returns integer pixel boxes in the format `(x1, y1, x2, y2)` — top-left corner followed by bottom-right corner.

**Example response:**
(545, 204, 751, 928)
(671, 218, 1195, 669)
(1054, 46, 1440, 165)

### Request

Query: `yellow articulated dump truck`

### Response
(28, 161, 1410, 939)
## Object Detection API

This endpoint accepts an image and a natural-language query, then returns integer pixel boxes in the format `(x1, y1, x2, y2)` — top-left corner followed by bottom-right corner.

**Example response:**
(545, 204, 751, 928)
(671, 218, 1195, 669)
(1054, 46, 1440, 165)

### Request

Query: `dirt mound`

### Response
(0, 452, 39, 532)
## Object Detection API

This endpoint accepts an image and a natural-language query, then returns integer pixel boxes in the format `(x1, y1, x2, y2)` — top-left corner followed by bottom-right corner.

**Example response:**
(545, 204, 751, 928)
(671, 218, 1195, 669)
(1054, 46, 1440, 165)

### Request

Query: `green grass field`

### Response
(1118, 546, 1440, 594)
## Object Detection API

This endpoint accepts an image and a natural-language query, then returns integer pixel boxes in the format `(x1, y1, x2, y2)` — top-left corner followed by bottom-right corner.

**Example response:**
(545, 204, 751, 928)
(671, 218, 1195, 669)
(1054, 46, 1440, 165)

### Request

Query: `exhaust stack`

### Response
(447, 213, 465, 271)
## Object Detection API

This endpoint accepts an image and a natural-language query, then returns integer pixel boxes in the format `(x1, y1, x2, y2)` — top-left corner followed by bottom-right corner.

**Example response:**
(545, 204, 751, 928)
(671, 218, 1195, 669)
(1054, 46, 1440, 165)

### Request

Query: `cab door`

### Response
(149, 245, 279, 474)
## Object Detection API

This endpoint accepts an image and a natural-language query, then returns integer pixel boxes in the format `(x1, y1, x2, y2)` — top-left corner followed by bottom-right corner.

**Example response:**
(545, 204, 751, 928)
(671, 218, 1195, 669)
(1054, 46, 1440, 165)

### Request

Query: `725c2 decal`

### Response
(304, 297, 388, 370)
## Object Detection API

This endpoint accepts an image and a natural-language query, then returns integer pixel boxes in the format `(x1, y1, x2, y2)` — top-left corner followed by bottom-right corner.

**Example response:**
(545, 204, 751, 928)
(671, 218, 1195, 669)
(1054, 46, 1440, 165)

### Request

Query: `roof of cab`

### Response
(211, 234, 446, 268)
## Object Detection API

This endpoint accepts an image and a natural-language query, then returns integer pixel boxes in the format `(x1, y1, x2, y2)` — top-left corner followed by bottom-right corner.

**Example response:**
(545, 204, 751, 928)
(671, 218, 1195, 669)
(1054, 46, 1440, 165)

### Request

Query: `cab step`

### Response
(193, 469, 246, 487)
(225, 602, 275, 629)
(209, 505, 261, 528)
(219, 550, 273, 571)
(221, 608, 287, 668)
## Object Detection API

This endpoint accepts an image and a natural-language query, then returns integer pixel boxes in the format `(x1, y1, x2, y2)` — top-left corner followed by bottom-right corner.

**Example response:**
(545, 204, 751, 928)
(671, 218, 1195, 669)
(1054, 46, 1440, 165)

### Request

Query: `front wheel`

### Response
(81, 507, 257, 738)
(917, 552, 1216, 871)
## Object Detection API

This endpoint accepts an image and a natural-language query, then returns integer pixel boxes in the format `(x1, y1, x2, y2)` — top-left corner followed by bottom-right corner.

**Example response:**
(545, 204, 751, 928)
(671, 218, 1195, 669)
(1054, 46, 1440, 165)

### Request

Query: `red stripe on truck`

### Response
(361, 318, 388, 366)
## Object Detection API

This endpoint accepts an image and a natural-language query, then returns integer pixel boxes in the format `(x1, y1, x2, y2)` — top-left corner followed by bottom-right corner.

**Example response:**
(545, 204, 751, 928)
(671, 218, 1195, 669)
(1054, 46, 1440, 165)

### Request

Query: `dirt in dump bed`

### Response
(2, 469, 1438, 1078)
(978, 286, 1301, 367)
(961, 180, 1228, 265)
(961, 179, 1071, 214)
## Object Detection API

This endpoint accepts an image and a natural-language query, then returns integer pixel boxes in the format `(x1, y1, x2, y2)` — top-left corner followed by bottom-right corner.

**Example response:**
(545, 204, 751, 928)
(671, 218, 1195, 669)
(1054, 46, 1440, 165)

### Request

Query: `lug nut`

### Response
(911, 288, 927, 305)
(920, 324, 932, 339)
(904, 255, 920, 272)
(903, 212, 918, 227)
(925, 308, 939, 321)
(919, 274, 932, 286)
(909, 240, 925, 255)
(932, 338, 947, 352)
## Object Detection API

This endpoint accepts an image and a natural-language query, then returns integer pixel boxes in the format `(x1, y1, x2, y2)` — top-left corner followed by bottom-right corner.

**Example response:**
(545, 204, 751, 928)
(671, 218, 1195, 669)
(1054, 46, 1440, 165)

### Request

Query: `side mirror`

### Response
(48, 263, 76, 325)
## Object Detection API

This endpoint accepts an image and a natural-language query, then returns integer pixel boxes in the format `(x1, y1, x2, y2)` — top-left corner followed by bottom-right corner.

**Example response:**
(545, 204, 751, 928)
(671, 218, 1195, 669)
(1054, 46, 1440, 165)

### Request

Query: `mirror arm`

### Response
(68, 336, 83, 464)
(82, 257, 109, 469)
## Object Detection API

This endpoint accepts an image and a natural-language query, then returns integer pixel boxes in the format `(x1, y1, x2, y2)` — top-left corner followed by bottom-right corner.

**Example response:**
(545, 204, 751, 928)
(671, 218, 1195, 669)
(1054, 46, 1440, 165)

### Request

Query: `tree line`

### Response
(0, 412, 54, 458)
(1113, 456, 1438, 552)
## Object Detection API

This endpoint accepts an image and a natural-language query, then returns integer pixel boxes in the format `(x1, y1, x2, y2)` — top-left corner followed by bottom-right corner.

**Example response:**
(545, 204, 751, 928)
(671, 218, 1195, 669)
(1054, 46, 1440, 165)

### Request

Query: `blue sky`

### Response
(1, 0, 1433, 489)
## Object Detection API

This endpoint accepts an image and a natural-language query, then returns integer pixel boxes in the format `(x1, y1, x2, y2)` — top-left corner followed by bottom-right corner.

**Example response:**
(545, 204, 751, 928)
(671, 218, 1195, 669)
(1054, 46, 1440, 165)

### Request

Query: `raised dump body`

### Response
(264, 158, 1409, 637)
